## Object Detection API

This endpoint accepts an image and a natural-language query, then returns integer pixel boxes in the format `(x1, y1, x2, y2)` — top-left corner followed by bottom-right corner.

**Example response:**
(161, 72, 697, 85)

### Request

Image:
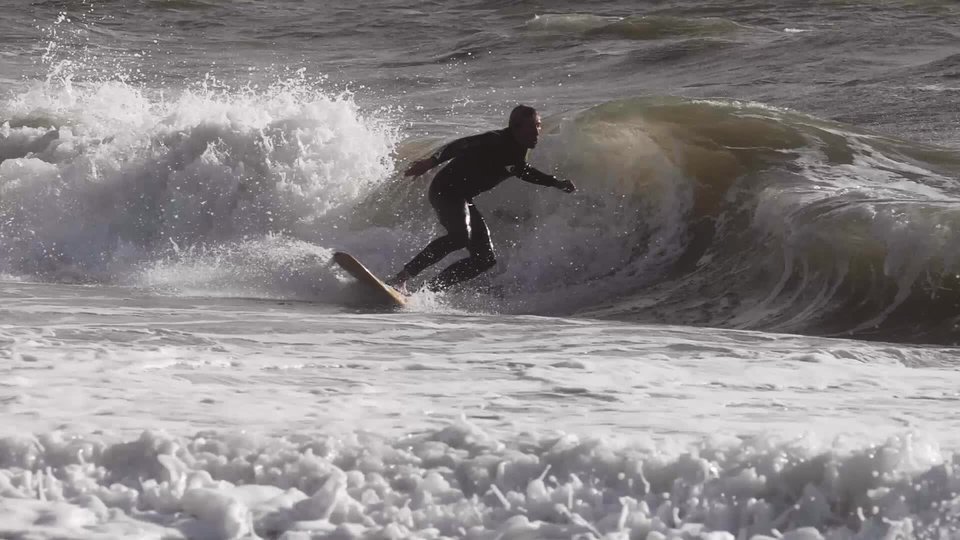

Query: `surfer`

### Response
(387, 105, 576, 292)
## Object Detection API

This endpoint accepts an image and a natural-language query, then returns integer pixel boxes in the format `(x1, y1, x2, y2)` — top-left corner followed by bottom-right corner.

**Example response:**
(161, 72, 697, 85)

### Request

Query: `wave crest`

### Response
(0, 76, 396, 281)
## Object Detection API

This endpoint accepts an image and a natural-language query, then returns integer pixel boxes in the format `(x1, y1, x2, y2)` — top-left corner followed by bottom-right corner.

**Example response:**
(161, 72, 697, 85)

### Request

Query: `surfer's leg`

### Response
(399, 235, 464, 278)
(427, 204, 496, 291)
(388, 197, 469, 286)
(465, 204, 496, 267)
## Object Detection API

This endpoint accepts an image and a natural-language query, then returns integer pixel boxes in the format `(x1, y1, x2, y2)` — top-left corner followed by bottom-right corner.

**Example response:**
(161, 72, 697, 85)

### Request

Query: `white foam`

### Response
(0, 71, 397, 287)
(3, 281, 960, 537)
(0, 424, 949, 539)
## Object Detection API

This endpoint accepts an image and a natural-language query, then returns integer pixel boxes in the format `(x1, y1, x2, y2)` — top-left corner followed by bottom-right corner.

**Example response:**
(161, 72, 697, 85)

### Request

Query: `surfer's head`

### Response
(509, 105, 541, 149)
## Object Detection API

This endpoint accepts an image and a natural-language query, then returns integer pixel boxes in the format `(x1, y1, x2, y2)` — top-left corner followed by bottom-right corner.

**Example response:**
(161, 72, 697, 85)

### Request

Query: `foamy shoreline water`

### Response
(0, 423, 941, 540)
(2, 281, 960, 538)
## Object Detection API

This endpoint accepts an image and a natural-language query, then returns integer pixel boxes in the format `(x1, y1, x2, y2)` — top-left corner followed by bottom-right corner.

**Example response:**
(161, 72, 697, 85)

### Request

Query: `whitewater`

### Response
(4, 1, 960, 538)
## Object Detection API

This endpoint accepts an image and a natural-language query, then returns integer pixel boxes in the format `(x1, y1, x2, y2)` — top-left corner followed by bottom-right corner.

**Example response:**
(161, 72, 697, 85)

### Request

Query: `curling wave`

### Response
(370, 97, 960, 344)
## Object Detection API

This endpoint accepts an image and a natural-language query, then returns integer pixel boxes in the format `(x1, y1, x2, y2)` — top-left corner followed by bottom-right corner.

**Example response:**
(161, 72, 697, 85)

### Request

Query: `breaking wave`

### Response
(5, 63, 960, 342)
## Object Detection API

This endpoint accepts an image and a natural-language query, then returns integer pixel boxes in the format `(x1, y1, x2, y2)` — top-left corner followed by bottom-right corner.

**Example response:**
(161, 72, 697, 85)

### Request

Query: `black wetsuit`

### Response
(402, 128, 561, 291)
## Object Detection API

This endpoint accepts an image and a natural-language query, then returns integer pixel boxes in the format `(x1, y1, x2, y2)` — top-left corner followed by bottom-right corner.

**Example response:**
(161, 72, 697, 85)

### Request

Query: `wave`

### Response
(367, 97, 960, 343)
(5, 64, 960, 343)
(0, 73, 396, 288)
(524, 98, 960, 343)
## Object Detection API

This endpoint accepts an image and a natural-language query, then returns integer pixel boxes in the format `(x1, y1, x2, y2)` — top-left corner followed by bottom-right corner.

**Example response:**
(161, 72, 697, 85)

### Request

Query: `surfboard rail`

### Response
(333, 252, 407, 307)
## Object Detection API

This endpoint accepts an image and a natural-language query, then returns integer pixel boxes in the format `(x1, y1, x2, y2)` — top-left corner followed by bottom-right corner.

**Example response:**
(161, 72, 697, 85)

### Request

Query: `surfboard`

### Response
(333, 252, 407, 307)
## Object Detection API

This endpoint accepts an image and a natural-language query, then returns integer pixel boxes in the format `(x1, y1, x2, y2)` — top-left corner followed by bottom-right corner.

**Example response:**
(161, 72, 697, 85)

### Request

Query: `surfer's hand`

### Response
(404, 158, 434, 177)
(556, 179, 576, 193)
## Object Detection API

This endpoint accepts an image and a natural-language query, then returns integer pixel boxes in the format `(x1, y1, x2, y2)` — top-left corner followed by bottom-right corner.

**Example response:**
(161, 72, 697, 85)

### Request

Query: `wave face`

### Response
(564, 99, 960, 343)
(561, 98, 960, 343)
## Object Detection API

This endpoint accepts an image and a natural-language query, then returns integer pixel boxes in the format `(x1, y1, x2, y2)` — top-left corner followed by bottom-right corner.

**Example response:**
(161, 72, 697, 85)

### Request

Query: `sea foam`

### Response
(0, 424, 944, 540)
(0, 69, 397, 287)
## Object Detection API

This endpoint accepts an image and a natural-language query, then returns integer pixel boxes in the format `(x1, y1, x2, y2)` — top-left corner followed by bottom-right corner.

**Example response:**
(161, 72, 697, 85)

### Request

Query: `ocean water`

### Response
(3, 1, 960, 538)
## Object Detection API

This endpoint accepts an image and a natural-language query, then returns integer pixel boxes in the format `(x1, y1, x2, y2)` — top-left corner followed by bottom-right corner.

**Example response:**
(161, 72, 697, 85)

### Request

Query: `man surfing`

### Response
(387, 105, 576, 292)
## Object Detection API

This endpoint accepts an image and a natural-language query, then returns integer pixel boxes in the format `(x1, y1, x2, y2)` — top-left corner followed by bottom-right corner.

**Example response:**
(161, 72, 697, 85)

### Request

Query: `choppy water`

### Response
(3, 1, 960, 538)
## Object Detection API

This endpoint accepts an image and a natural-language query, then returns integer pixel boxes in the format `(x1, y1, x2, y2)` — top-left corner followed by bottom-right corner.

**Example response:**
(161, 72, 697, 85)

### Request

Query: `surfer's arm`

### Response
(514, 163, 577, 192)
(405, 131, 498, 177)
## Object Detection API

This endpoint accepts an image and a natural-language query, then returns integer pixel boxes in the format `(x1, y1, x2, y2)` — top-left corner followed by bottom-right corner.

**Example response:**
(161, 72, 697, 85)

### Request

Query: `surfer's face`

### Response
(513, 113, 541, 149)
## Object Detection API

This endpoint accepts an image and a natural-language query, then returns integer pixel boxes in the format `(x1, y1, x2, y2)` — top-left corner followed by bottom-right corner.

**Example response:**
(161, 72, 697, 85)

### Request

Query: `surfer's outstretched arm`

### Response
(404, 131, 499, 177)
(514, 163, 577, 192)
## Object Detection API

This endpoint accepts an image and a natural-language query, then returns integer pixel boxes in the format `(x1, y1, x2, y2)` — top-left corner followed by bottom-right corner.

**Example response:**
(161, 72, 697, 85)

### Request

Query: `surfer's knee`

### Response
(447, 232, 469, 248)
(429, 234, 462, 251)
